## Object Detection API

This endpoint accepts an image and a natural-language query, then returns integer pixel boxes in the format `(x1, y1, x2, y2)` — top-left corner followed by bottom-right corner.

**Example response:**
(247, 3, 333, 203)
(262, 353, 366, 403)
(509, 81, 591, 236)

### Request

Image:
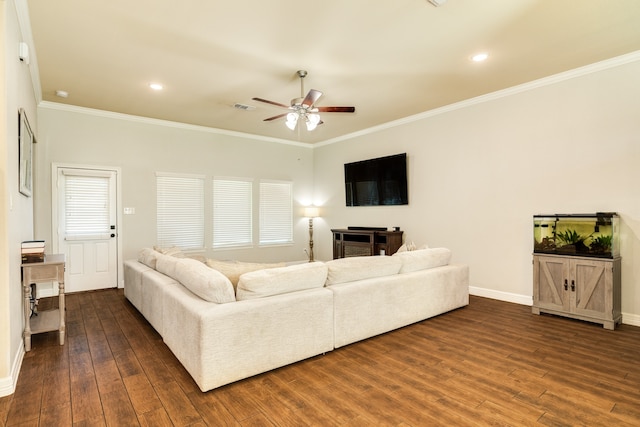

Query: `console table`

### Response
(331, 228, 403, 259)
(22, 254, 66, 351)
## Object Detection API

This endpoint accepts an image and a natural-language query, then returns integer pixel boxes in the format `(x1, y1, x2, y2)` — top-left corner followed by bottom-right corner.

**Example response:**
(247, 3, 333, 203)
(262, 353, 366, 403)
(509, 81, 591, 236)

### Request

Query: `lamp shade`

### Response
(304, 207, 319, 218)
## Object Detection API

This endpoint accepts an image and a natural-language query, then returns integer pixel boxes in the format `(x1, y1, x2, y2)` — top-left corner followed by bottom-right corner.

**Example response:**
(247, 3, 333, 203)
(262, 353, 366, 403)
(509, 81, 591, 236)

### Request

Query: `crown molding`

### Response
(37, 49, 640, 150)
(37, 101, 313, 148)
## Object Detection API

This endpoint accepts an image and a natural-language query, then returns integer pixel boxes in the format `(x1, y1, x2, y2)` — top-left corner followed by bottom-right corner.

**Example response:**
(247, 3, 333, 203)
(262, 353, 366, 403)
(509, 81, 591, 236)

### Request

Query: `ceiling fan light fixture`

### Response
(286, 113, 298, 130)
(253, 70, 354, 132)
(306, 112, 321, 130)
(308, 113, 320, 124)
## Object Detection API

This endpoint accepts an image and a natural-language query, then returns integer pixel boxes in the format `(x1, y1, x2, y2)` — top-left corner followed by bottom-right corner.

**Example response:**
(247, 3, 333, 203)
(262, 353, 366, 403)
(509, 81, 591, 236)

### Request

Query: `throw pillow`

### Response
(395, 241, 428, 254)
(325, 256, 402, 286)
(138, 247, 159, 269)
(206, 259, 285, 289)
(153, 245, 184, 257)
(236, 262, 328, 301)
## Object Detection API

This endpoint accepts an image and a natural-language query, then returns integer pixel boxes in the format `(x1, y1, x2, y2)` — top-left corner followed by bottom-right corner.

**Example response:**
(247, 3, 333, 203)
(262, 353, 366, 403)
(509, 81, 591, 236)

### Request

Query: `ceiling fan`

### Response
(252, 70, 355, 131)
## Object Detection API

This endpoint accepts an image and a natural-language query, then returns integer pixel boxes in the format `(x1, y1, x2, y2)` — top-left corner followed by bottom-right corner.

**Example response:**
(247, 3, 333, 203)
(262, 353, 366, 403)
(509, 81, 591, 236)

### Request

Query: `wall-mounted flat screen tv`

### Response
(344, 153, 408, 206)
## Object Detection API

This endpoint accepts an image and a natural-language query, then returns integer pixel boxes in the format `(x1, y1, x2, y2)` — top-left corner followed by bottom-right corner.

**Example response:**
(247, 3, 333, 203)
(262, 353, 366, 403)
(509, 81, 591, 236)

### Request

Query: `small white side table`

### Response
(21, 254, 66, 351)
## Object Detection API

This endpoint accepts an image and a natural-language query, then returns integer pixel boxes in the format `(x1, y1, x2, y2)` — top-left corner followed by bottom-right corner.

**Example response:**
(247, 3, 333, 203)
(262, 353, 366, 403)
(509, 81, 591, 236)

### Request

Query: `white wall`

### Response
(34, 107, 316, 265)
(1, 0, 38, 397)
(314, 58, 640, 323)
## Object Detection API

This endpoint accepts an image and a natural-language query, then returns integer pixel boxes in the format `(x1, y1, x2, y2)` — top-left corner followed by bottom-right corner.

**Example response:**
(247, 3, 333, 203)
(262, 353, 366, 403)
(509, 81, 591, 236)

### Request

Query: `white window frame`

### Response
(156, 172, 205, 250)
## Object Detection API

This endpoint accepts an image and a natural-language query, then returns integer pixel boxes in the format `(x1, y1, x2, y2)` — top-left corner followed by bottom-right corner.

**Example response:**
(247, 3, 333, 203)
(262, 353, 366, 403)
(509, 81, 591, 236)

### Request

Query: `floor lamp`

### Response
(304, 207, 319, 262)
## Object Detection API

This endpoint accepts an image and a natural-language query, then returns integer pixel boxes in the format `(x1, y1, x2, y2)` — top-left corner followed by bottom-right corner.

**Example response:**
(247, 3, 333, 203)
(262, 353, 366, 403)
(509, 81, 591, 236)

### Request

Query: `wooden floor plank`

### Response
(69, 376, 104, 425)
(6, 290, 640, 426)
(154, 380, 203, 426)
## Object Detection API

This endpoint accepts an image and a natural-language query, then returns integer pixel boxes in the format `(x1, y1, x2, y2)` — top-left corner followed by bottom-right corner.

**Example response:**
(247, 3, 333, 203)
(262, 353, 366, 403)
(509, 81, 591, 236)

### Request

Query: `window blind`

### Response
(259, 180, 293, 245)
(65, 174, 110, 239)
(213, 177, 253, 248)
(156, 173, 204, 250)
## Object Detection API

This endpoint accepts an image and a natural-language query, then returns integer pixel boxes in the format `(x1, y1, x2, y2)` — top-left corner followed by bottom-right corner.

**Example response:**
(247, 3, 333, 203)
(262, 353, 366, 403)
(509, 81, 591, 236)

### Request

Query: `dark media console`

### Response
(331, 228, 403, 259)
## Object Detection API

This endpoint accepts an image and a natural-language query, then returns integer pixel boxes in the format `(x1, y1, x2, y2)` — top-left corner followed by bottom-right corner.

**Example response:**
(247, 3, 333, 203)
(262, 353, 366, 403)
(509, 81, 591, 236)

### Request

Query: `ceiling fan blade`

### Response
(317, 106, 356, 113)
(263, 113, 289, 122)
(252, 97, 290, 109)
(301, 89, 323, 108)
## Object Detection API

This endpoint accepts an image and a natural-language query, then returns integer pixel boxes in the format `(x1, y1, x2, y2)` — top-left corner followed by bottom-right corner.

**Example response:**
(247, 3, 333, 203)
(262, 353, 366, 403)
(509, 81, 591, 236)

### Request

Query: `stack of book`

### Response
(22, 240, 45, 263)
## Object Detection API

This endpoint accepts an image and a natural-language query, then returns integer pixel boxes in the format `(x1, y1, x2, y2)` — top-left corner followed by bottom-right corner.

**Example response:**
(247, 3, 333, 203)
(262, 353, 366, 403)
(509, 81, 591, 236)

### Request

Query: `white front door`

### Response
(54, 166, 118, 293)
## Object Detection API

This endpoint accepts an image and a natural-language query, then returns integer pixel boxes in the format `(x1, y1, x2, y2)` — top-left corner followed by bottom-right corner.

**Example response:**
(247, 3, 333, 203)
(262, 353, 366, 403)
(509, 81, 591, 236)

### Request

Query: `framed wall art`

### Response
(19, 108, 35, 197)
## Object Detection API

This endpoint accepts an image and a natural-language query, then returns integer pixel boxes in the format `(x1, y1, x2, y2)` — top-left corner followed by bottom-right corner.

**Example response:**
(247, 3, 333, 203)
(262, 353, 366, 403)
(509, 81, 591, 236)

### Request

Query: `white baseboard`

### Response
(622, 312, 640, 327)
(469, 286, 532, 306)
(470, 286, 640, 327)
(0, 345, 25, 397)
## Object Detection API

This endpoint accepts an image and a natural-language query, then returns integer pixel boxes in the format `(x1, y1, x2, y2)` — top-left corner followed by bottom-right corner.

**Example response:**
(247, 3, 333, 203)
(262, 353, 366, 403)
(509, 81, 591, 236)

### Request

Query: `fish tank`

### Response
(533, 213, 619, 258)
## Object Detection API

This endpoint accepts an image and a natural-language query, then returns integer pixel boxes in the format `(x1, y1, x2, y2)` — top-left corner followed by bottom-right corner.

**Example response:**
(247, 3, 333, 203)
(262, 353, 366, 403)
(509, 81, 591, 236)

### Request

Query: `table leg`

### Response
(58, 279, 66, 345)
(23, 268, 32, 352)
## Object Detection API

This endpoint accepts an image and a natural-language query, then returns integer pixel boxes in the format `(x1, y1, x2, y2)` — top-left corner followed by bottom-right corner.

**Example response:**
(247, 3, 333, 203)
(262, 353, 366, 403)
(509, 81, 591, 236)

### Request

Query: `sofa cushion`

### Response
(394, 247, 452, 273)
(138, 247, 159, 269)
(206, 259, 286, 289)
(157, 255, 235, 303)
(236, 262, 328, 301)
(325, 256, 402, 286)
(153, 245, 185, 257)
(155, 253, 181, 278)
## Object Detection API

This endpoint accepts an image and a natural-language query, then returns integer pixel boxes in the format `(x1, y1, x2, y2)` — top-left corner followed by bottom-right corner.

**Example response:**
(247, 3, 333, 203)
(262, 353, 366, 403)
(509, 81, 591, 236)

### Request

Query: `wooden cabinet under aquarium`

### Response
(532, 254, 621, 330)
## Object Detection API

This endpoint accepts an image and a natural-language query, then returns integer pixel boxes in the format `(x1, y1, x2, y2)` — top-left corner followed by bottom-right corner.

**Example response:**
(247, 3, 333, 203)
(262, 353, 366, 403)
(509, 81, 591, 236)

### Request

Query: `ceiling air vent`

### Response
(427, 0, 447, 6)
(233, 103, 255, 111)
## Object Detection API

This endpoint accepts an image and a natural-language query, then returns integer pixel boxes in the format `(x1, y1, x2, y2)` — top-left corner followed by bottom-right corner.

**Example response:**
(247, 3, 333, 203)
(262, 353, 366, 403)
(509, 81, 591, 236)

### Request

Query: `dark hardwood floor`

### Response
(2, 290, 640, 426)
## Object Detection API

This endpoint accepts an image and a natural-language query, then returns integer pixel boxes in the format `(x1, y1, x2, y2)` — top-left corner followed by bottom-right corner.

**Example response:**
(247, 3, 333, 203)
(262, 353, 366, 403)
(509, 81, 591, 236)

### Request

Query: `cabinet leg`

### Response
(24, 333, 31, 352)
(603, 321, 615, 330)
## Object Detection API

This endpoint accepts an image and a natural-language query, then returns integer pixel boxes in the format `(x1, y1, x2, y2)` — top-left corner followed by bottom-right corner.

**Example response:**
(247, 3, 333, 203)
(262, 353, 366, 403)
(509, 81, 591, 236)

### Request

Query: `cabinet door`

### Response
(570, 259, 609, 319)
(533, 256, 569, 312)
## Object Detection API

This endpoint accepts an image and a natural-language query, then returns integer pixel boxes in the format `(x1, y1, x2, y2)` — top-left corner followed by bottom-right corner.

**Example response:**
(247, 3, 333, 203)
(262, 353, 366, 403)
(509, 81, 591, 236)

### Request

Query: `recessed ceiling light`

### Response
(149, 83, 163, 91)
(471, 53, 489, 62)
(55, 90, 69, 98)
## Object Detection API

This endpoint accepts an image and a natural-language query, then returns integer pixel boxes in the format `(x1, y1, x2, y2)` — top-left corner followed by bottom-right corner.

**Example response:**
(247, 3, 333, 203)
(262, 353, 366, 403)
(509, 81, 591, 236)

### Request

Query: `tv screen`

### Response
(344, 153, 408, 206)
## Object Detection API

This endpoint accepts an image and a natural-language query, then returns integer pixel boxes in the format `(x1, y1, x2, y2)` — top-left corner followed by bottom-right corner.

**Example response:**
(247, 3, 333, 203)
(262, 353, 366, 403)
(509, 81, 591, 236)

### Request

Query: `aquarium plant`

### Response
(590, 235, 612, 254)
(556, 229, 592, 253)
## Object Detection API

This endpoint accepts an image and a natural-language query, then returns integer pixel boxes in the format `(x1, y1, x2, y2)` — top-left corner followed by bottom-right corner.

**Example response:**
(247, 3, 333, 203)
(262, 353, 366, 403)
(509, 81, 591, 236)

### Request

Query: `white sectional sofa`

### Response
(124, 247, 469, 392)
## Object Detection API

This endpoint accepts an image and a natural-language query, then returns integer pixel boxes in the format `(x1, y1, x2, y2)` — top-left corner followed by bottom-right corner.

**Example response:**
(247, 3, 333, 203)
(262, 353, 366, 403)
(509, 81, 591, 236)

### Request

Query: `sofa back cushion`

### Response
(325, 256, 402, 286)
(157, 254, 235, 303)
(236, 262, 328, 301)
(155, 253, 180, 278)
(393, 247, 452, 273)
(206, 259, 286, 289)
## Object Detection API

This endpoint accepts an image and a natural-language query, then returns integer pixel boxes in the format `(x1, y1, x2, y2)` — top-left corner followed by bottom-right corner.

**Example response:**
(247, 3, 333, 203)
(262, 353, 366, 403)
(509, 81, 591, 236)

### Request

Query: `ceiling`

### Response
(25, 0, 640, 144)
